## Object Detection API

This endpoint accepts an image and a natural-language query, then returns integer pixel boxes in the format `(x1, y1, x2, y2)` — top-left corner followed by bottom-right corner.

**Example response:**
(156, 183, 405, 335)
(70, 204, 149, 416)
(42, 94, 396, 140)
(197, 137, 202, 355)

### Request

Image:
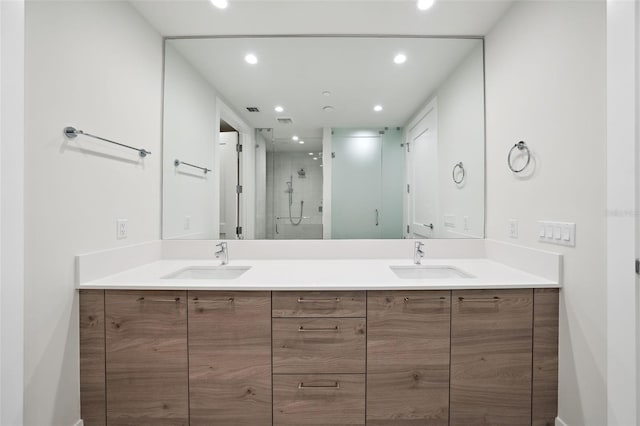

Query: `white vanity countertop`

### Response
(77, 258, 560, 291)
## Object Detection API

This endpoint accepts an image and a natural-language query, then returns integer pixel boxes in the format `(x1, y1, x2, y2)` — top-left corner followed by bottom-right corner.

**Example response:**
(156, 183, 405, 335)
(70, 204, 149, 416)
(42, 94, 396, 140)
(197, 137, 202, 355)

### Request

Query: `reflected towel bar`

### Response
(63, 126, 151, 158)
(174, 159, 211, 174)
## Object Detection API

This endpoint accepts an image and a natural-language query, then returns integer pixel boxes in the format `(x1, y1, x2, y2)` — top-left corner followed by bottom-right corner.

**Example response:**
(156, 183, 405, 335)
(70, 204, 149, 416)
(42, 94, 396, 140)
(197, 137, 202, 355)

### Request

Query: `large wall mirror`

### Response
(162, 36, 485, 240)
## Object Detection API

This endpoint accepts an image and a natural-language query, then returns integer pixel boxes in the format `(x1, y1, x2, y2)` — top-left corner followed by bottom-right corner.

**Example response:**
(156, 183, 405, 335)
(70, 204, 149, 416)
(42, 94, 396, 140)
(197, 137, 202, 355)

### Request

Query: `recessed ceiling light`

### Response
(308, 153, 314, 156)
(322, 106, 334, 112)
(275, 106, 284, 113)
(374, 105, 383, 112)
(313, 157, 318, 161)
(210, 0, 228, 9)
(244, 54, 258, 65)
(394, 53, 407, 64)
(417, 0, 435, 11)
(322, 91, 332, 97)
(292, 136, 299, 141)
(299, 140, 305, 145)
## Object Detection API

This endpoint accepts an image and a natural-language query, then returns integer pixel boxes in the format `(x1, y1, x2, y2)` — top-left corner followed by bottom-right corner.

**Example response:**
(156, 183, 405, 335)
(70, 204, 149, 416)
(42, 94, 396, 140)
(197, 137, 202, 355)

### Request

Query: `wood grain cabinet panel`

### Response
(272, 291, 365, 317)
(273, 317, 366, 374)
(532, 289, 560, 426)
(367, 291, 451, 426)
(450, 289, 534, 426)
(105, 290, 188, 426)
(80, 290, 106, 426)
(273, 374, 365, 425)
(188, 291, 271, 426)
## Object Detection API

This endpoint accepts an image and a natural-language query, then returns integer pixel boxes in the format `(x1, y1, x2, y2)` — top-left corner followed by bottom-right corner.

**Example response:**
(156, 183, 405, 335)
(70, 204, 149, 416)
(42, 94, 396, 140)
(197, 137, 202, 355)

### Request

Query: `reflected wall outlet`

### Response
(184, 216, 191, 230)
(116, 219, 128, 240)
(509, 219, 518, 239)
(463, 216, 469, 231)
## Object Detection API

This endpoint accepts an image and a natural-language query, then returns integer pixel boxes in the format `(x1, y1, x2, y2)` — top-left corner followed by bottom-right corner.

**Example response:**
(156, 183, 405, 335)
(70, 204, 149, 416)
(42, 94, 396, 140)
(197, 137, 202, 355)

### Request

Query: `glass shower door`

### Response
(331, 133, 382, 239)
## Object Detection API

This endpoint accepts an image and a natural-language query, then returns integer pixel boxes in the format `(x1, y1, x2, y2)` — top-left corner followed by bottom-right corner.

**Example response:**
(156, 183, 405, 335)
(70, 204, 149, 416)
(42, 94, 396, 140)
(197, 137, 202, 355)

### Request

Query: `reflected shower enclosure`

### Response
(264, 134, 324, 239)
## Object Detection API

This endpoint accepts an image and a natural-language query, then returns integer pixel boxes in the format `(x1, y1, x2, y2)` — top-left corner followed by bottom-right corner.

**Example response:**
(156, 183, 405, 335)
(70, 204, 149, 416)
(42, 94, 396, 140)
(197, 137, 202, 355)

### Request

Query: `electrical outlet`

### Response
(509, 219, 518, 239)
(116, 219, 128, 240)
(184, 216, 191, 230)
(463, 216, 469, 231)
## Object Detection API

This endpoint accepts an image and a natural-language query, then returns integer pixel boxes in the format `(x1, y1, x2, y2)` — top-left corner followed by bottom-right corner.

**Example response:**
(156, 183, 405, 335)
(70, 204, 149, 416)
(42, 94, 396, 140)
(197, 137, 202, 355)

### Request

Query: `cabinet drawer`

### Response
(273, 374, 365, 425)
(273, 291, 365, 317)
(273, 318, 366, 374)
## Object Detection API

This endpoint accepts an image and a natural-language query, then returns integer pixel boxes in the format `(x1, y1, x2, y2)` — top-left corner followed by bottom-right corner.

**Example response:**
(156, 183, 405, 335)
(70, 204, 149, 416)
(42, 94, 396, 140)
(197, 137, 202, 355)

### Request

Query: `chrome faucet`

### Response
(414, 242, 425, 265)
(215, 242, 229, 265)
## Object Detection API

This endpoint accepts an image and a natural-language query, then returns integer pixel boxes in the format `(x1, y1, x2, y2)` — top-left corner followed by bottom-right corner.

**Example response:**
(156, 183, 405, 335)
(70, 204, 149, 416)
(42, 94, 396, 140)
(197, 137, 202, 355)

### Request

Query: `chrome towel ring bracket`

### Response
(452, 162, 465, 184)
(508, 141, 531, 173)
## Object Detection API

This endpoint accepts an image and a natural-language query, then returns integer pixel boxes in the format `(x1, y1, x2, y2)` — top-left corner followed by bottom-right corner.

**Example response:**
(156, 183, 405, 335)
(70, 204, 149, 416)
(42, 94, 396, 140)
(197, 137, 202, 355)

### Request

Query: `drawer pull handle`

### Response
(298, 325, 339, 332)
(136, 297, 181, 303)
(458, 296, 500, 302)
(298, 382, 340, 390)
(297, 297, 341, 303)
(404, 296, 448, 302)
(192, 297, 234, 304)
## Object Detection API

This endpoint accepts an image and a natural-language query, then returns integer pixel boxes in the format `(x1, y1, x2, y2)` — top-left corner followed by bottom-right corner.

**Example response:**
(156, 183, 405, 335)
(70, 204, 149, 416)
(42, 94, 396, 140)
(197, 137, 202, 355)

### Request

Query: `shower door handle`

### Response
(375, 209, 379, 226)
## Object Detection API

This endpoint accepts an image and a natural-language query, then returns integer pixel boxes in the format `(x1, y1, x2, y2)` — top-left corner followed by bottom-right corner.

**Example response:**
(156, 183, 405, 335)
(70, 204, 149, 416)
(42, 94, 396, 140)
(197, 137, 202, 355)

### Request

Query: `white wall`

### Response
(24, 2, 163, 425)
(0, 1, 25, 425)
(163, 44, 217, 239)
(485, 2, 606, 425)
(434, 43, 485, 239)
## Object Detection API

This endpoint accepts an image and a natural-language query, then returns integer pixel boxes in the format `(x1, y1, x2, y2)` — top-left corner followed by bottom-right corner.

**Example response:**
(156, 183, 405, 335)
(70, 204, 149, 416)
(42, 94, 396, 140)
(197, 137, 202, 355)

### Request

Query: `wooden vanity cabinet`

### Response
(450, 289, 534, 426)
(188, 291, 271, 426)
(367, 291, 451, 426)
(105, 290, 189, 426)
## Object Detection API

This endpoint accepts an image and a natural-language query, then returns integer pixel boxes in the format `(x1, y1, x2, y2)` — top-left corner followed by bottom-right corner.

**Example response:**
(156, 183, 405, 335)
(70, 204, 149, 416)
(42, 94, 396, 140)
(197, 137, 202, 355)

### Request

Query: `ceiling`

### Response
(167, 36, 482, 148)
(131, 0, 513, 38)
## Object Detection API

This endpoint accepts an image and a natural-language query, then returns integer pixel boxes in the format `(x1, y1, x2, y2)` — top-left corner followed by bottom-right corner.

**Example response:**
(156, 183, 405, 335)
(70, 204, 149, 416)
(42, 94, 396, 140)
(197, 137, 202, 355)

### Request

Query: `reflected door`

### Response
(408, 101, 438, 238)
(332, 135, 382, 239)
(219, 131, 239, 239)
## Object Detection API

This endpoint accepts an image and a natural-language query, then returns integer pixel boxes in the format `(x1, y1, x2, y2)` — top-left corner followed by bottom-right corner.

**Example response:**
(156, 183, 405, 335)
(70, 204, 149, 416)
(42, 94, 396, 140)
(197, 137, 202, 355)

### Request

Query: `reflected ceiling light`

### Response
(322, 106, 334, 112)
(417, 0, 435, 10)
(394, 53, 407, 64)
(322, 91, 332, 97)
(244, 53, 258, 64)
(308, 152, 314, 155)
(292, 135, 299, 141)
(313, 157, 318, 161)
(210, 0, 228, 9)
(374, 105, 383, 112)
(275, 106, 284, 113)
(299, 140, 305, 144)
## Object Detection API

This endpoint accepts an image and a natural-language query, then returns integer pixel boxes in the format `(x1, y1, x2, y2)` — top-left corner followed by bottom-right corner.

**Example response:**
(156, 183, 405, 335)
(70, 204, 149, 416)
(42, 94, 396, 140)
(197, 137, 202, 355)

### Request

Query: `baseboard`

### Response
(556, 417, 569, 426)
(72, 420, 84, 426)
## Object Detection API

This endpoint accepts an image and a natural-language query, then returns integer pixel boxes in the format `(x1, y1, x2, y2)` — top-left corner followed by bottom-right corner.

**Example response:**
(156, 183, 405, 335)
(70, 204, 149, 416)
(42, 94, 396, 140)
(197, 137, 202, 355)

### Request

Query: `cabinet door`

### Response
(450, 289, 533, 426)
(80, 290, 106, 426)
(105, 290, 188, 426)
(273, 374, 365, 425)
(188, 291, 271, 426)
(367, 291, 451, 426)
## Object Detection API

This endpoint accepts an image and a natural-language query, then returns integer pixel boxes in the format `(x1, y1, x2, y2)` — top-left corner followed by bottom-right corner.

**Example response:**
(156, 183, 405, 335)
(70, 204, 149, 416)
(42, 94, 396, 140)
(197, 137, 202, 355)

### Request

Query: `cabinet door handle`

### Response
(136, 297, 181, 303)
(458, 296, 500, 302)
(298, 382, 340, 390)
(298, 325, 339, 332)
(404, 296, 448, 302)
(192, 297, 234, 304)
(297, 297, 340, 303)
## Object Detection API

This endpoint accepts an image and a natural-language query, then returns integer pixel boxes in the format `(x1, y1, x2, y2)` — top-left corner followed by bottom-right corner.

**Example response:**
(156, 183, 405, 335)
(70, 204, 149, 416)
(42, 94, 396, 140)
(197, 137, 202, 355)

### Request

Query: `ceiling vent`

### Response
(276, 117, 294, 125)
(246, 107, 260, 112)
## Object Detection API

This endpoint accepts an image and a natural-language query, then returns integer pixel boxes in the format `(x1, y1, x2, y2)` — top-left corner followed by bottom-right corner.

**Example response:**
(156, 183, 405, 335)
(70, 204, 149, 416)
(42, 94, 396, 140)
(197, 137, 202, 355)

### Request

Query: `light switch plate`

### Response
(116, 219, 128, 240)
(444, 214, 456, 228)
(538, 221, 575, 247)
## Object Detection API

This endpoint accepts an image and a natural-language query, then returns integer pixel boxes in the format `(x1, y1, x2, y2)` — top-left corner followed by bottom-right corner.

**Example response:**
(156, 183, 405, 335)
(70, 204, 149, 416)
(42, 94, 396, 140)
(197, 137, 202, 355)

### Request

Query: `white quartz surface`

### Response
(78, 258, 559, 291)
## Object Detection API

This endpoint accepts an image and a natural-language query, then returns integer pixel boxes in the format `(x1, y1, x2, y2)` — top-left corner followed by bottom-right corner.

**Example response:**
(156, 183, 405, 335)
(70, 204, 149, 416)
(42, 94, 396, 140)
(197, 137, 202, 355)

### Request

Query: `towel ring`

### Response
(508, 141, 531, 173)
(452, 162, 465, 184)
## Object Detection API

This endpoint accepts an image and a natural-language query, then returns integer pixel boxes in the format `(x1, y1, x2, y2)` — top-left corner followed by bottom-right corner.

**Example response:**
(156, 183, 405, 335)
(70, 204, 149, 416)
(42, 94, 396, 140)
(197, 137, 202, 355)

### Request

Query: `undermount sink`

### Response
(163, 265, 251, 280)
(390, 265, 474, 280)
